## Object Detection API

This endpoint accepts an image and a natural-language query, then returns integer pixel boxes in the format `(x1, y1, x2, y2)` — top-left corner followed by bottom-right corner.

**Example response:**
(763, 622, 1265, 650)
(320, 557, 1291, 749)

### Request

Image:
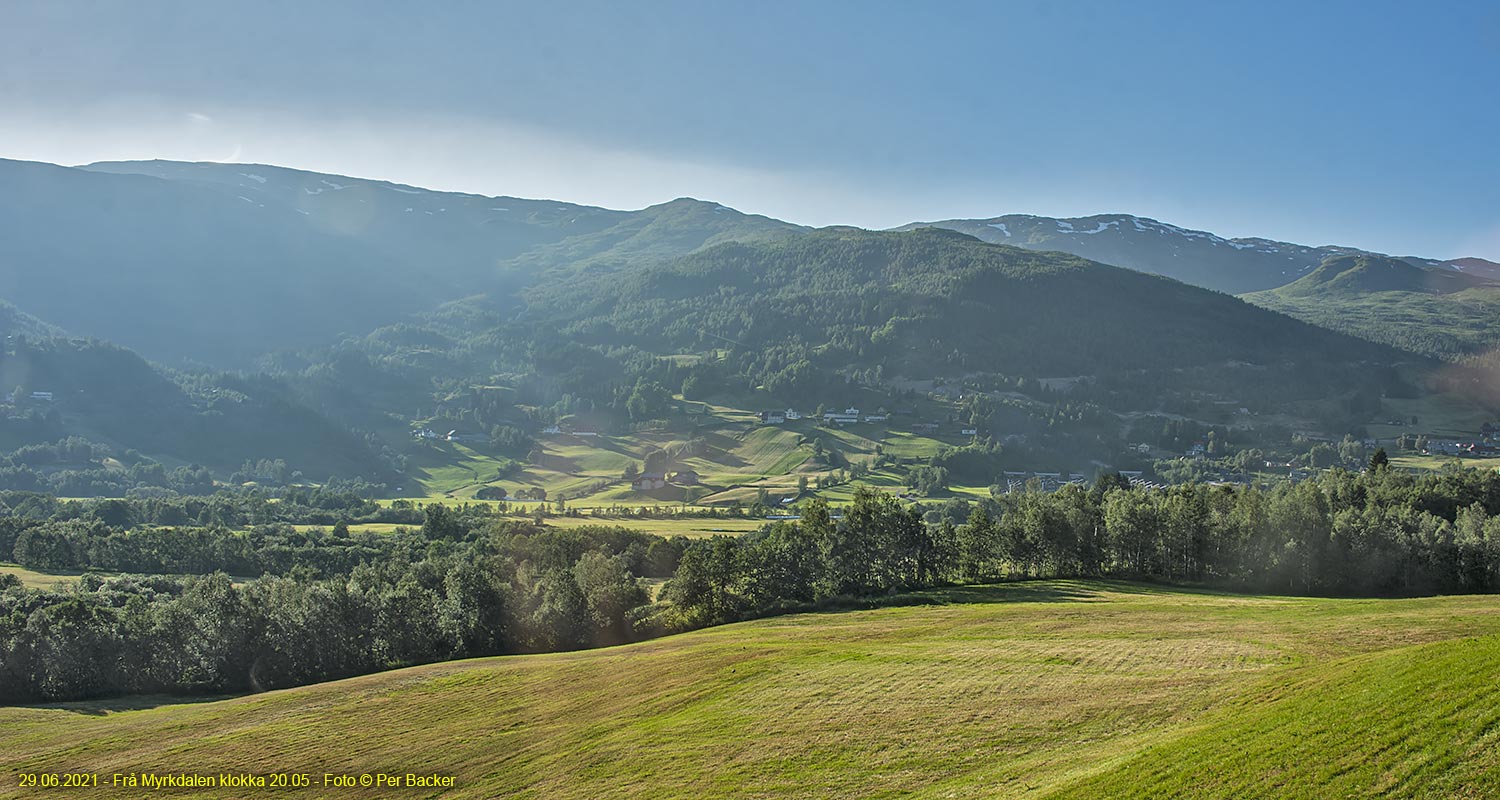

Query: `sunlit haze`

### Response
(2, 0, 1497, 258)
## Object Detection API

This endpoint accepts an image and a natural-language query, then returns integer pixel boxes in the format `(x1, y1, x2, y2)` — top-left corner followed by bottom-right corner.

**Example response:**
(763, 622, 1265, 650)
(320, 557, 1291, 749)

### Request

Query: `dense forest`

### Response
(0, 516, 684, 704)
(525, 228, 1399, 380)
(8, 463, 1500, 703)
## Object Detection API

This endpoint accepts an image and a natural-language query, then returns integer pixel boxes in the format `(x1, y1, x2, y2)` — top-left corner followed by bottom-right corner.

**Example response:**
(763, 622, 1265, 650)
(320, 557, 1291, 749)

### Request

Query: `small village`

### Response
(396, 379, 1500, 521)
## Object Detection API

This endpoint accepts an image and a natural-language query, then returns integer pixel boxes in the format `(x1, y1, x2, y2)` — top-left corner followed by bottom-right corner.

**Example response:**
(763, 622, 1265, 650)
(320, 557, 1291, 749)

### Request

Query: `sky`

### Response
(1, 0, 1498, 259)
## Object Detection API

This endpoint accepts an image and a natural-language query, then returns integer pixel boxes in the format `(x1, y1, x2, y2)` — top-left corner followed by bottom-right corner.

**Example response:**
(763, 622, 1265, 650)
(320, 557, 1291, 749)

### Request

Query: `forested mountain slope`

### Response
(85, 161, 800, 287)
(0, 159, 799, 366)
(0, 159, 434, 365)
(0, 300, 63, 340)
(4, 157, 1478, 372)
(0, 335, 392, 481)
(523, 226, 1401, 377)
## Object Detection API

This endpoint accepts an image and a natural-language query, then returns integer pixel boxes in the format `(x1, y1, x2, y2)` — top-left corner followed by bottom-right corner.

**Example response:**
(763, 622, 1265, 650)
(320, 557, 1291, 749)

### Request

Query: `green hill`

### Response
(5, 581, 1500, 799)
(526, 226, 1398, 377)
(501, 196, 805, 280)
(1245, 254, 1500, 360)
(1270, 253, 1488, 296)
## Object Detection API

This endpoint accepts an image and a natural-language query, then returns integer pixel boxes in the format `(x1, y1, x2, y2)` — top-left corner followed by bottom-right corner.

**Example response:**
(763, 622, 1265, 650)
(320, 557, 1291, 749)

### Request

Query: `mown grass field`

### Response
(537, 514, 768, 538)
(5, 581, 1500, 798)
(0, 562, 88, 589)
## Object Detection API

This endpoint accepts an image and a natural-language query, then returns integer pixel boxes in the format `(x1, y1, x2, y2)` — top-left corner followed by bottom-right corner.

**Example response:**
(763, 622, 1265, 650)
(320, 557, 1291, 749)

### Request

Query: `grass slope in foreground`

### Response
(5, 582, 1500, 799)
(1057, 635, 1500, 798)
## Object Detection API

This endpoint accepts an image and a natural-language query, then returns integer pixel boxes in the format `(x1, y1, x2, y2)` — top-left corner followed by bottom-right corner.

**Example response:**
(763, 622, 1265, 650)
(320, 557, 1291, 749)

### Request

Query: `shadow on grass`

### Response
(793, 577, 1262, 617)
(800, 580, 1109, 616)
(23, 693, 231, 716)
(0, 562, 100, 582)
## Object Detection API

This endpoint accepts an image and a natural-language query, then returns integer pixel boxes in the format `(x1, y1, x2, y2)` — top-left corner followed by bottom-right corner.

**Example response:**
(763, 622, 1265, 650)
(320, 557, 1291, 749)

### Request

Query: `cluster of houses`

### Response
(1424, 439, 1500, 457)
(410, 428, 490, 445)
(1116, 471, 1168, 490)
(758, 407, 899, 425)
(760, 407, 982, 435)
(631, 469, 699, 491)
(540, 425, 598, 437)
(1431, 424, 1500, 457)
(1000, 471, 1091, 493)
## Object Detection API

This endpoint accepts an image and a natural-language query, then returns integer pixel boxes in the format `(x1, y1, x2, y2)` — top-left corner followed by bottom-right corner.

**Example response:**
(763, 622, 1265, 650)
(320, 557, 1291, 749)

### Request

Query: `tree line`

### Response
(9, 465, 1500, 704)
(0, 521, 686, 703)
(665, 466, 1500, 626)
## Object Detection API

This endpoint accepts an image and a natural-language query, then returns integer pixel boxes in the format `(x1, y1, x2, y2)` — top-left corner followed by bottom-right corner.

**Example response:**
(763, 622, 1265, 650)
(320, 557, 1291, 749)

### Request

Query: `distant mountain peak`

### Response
(1268, 253, 1492, 298)
(895, 213, 1439, 294)
(1438, 256, 1500, 282)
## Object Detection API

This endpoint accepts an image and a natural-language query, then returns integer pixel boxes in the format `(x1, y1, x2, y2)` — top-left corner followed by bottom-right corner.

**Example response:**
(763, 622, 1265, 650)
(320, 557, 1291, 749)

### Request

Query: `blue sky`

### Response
(2, 0, 1497, 258)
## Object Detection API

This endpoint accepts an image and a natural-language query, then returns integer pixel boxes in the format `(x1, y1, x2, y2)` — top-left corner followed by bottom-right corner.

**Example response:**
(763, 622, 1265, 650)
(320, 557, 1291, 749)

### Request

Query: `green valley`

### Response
(5, 7, 1500, 797)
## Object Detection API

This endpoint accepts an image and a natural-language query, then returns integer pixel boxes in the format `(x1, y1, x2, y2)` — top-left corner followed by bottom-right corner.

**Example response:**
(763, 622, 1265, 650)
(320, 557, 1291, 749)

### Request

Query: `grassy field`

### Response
(399, 402, 977, 509)
(1390, 453, 1500, 472)
(0, 562, 89, 589)
(291, 523, 412, 535)
(538, 515, 768, 538)
(1371, 392, 1491, 441)
(304, 511, 766, 539)
(5, 581, 1500, 798)
(1056, 634, 1500, 798)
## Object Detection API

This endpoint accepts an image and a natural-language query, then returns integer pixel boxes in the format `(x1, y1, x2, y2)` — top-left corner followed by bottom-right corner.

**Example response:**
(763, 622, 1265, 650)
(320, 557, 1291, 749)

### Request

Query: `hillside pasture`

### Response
(1373, 393, 1491, 441)
(404, 407, 1015, 510)
(7, 582, 1500, 798)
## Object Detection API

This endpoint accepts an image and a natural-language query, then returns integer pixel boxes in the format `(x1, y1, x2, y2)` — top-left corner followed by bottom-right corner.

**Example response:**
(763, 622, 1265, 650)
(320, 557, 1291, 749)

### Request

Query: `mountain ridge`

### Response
(893, 212, 1489, 295)
(0, 159, 800, 365)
